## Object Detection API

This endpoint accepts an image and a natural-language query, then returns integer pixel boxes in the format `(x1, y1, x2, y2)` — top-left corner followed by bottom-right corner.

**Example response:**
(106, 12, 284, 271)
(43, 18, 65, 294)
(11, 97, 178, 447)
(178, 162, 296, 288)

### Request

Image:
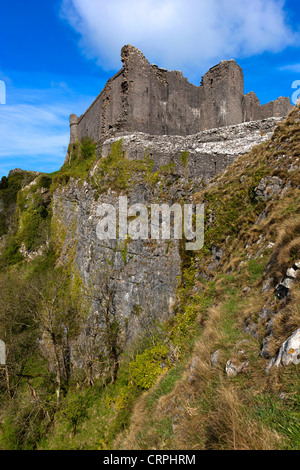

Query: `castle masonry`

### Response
(69, 114, 79, 144)
(69, 45, 292, 146)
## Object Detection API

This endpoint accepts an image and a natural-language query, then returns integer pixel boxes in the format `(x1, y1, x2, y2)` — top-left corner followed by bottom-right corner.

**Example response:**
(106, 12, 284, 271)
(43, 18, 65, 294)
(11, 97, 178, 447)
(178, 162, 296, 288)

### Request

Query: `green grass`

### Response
(247, 258, 268, 283)
(146, 363, 185, 409)
(180, 151, 189, 168)
(221, 292, 245, 344)
(250, 367, 300, 450)
(51, 137, 97, 189)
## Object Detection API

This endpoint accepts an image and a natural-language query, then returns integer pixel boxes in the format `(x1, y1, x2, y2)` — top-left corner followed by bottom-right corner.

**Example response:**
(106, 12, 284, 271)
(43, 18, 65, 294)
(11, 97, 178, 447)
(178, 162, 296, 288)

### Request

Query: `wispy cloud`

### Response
(0, 80, 94, 177)
(60, 0, 298, 75)
(0, 103, 69, 157)
(279, 63, 300, 73)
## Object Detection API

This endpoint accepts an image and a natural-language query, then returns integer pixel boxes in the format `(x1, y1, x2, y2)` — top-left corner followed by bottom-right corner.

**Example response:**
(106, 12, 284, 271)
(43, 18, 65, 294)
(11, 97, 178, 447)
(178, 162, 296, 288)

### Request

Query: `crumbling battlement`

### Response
(69, 45, 292, 146)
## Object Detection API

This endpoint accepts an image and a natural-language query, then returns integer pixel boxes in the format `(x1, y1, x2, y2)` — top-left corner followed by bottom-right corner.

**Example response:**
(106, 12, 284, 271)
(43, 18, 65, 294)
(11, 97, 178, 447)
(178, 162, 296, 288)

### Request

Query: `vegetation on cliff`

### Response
(0, 106, 299, 450)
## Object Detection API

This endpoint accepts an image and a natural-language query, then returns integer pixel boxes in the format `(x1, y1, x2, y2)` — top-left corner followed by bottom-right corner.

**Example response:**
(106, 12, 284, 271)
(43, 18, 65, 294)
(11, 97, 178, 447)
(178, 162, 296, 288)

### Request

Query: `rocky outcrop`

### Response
(267, 328, 300, 371)
(53, 114, 285, 357)
(52, 106, 295, 374)
(253, 176, 283, 202)
(275, 262, 300, 299)
(225, 359, 249, 377)
(101, 117, 282, 181)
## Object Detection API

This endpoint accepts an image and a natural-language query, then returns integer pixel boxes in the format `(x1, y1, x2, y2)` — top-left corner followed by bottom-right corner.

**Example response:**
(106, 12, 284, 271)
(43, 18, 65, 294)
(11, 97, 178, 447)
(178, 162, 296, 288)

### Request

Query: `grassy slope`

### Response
(111, 106, 300, 450)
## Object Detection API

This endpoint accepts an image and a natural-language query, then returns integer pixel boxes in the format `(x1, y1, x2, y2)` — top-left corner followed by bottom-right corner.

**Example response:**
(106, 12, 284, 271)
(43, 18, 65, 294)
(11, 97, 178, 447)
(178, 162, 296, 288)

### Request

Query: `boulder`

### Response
(210, 349, 221, 366)
(254, 176, 283, 202)
(267, 328, 300, 371)
(225, 359, 249, 377)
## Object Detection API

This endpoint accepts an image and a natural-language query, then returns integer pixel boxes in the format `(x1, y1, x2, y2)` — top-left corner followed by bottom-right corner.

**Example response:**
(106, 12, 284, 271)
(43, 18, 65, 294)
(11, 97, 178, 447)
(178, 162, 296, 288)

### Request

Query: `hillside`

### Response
(0, 104, 299, 451)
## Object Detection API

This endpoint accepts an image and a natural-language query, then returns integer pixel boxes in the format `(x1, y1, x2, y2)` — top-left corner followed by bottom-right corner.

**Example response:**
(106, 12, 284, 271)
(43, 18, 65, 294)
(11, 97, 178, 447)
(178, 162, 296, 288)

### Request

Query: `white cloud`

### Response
(0, 82, 95, 176)
(60, 0, 298, 75)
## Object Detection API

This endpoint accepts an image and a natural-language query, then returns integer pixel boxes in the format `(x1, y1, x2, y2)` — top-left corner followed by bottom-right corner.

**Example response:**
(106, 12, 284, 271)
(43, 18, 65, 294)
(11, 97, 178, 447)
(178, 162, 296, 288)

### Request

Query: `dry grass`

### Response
(202, 385, 281, 450)
(266, 287, 300, 357)
(114, 106, 300, 452)
(168, 342, 281, 450)
(114, 397, 149, 450)
(116, 297, 282, 451)
(270, 217, 300, 281)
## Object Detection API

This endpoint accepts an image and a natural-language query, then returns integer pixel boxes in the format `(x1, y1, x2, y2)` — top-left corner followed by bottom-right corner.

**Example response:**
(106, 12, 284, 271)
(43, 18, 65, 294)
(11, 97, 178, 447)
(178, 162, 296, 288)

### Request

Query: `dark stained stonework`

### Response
(69, 45, 293, 145)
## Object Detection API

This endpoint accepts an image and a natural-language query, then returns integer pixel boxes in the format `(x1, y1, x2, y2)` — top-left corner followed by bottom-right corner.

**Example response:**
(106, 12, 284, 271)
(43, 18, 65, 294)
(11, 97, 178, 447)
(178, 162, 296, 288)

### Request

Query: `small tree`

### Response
(32, 269, 79, 405)
(0, 270, 38, 400)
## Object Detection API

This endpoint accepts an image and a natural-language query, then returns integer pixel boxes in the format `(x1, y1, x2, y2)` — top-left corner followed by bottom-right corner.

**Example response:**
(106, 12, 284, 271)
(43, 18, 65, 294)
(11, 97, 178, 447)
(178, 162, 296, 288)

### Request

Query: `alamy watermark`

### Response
(292, 80, 300, 105)
(96, 196, 204, 251)
(0, 80, 6, 105)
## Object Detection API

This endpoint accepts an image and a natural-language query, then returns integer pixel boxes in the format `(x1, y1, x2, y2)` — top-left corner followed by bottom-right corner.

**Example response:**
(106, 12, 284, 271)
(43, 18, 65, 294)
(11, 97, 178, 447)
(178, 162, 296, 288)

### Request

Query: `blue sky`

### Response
(0, 0, 300, 178)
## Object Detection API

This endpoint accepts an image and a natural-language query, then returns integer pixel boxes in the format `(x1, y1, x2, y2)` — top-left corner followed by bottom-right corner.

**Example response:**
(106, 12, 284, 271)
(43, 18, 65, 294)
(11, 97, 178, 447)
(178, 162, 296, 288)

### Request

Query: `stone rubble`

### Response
(275, 262, 300, 300)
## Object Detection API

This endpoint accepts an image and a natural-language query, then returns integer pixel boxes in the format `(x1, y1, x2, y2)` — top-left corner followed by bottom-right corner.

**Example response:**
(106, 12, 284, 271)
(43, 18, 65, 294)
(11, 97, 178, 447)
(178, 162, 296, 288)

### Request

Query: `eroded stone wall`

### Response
(69, 45, 293, 146)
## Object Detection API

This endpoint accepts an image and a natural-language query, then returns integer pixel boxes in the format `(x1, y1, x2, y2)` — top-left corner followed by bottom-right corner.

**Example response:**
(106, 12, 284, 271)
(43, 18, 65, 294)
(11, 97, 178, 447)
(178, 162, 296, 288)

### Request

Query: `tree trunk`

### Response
(4, 365, 12, 400)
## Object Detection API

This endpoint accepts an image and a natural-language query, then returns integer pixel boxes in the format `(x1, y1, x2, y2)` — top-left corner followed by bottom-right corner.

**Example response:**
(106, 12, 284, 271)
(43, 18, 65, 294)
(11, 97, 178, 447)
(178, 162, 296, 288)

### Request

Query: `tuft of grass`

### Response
(270, 217, 300, 282)
(180, 151, 189, 168)
(51, 137, 97, 189)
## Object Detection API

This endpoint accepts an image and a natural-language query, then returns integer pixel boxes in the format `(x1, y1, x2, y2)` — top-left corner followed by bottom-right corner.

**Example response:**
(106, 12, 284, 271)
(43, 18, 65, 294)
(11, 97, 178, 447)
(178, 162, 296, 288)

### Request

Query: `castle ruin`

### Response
(69, 45, 292, 146)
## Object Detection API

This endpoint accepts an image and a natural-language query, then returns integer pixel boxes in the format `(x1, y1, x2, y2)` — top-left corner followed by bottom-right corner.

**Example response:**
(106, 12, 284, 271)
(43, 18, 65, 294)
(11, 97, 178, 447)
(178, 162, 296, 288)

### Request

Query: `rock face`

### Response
(56, 115, 286, 357)
(275, 262, 300, 300)
(52, 180, 182, 348)
(68, 45, 292, 146)
(101, 118, 282, 182)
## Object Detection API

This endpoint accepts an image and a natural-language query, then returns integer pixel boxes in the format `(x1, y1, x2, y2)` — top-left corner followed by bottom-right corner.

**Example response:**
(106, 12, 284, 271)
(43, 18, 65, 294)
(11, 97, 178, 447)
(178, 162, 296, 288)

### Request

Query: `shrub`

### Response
(129, 345, 169, 390)
(1, 238, 23, 265)
(180, 151, 189, 168)
(36, 174, 52, 189)
(61, 393, 90, 435)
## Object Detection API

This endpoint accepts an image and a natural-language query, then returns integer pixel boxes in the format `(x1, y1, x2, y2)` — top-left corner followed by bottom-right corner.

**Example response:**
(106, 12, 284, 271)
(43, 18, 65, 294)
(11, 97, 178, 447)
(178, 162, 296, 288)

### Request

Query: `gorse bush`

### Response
(129, 345, 169, 390)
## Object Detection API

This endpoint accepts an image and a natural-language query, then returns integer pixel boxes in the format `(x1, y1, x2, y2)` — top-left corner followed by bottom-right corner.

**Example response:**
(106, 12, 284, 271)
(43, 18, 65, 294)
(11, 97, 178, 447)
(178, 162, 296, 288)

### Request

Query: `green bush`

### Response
(36, 174, 52, 189)
(1, 238, 23, 266)
(61, 393, 90, 435)
(0, 404, 48, 450)
(51, 137, 97, 188)
(129, 345, 169, 390)
(81, 137, 97, 160)
(16, 206, 50, 251)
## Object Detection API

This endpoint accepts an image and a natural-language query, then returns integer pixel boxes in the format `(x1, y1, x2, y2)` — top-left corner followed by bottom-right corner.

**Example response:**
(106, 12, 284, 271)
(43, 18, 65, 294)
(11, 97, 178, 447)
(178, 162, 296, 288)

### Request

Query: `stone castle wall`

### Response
(69, 45, 292, 146)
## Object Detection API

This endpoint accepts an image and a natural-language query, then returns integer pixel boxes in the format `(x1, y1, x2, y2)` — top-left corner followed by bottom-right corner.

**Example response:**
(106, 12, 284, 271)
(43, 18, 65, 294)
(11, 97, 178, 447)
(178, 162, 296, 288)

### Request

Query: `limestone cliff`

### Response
(52, 116, 283, 360)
